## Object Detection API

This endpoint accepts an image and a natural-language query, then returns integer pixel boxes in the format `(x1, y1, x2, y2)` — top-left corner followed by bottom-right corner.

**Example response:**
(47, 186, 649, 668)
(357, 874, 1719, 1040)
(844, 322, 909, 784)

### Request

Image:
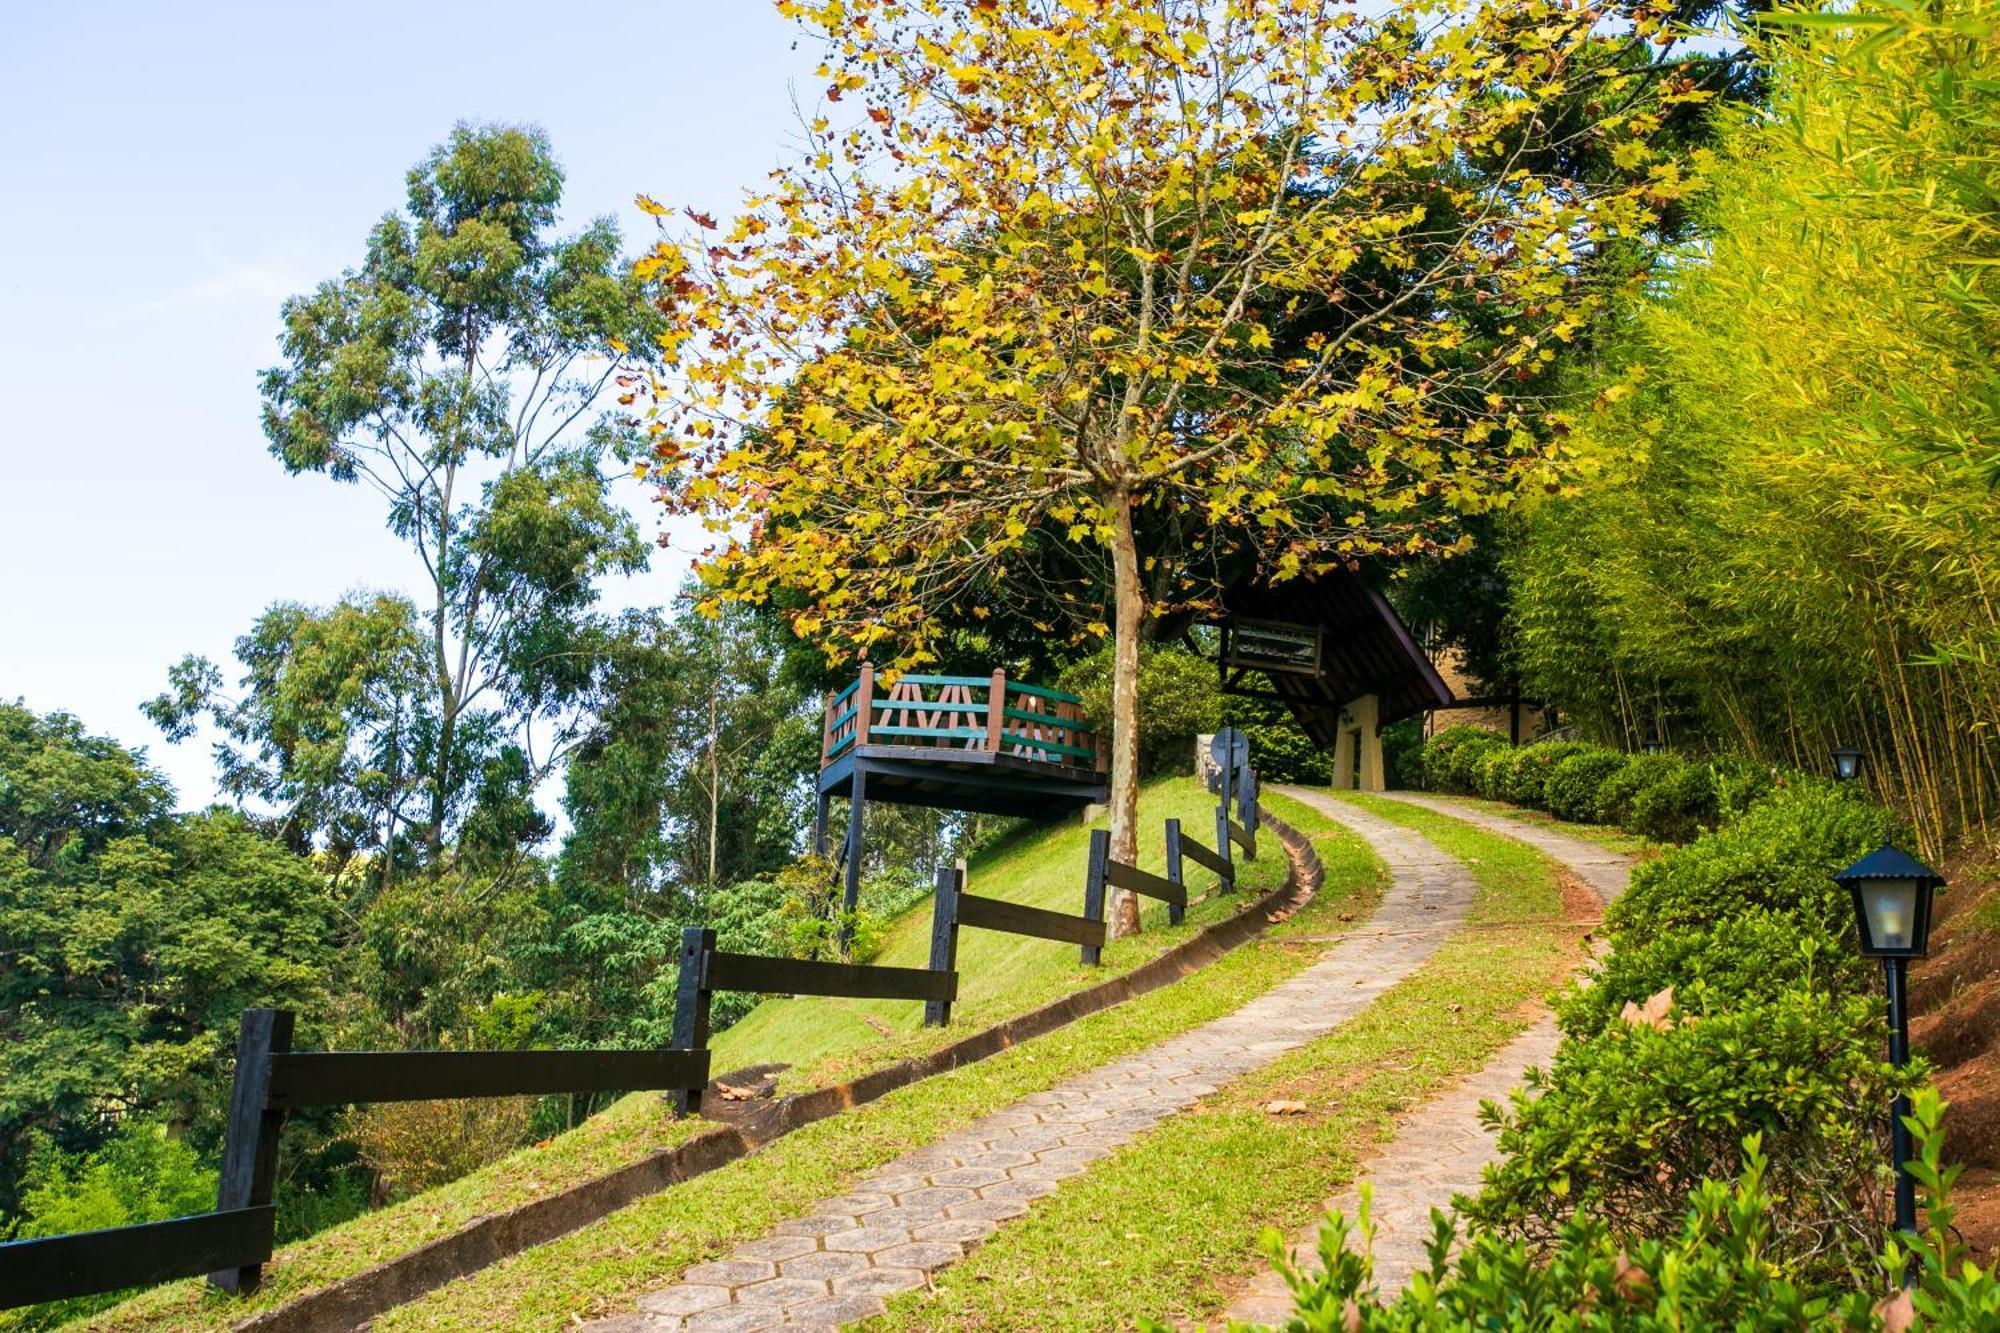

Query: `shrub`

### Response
(1159, 1093, 1998, 1330)
(1545, 748, 1627, 822)
(1466, 984, 1907, 1280)
(1625, 757, 1721, 843)
(1606, 780, 1892, 942)
(1474, 745, 1517, 801)
(1057, 643, 1222, 776)
(1593, 752, 1676, 827)
(1502, 740, 1591, 809)
(1417, 725, 1502, 793)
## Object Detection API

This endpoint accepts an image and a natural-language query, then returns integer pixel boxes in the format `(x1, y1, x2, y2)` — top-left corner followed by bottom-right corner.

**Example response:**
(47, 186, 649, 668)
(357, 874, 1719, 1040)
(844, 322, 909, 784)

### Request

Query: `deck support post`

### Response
(839, 765, 868, 954)
(812, 792, 831, 856)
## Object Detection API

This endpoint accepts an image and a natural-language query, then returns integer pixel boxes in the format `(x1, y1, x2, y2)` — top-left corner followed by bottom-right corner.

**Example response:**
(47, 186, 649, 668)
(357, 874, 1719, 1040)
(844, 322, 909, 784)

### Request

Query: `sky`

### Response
(0, 2, 823, 809)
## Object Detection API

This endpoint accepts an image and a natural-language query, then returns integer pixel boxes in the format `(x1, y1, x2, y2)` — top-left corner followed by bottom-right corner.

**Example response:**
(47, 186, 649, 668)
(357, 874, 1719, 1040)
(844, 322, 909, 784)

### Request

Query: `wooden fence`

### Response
(0, 1009, 711, 1303)
(1, 766, 1265, 1312)
(669, 928, 957, 1115)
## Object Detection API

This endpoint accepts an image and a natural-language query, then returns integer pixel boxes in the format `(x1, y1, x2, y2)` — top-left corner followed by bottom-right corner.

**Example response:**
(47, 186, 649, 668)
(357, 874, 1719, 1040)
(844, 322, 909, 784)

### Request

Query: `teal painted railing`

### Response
(821, 666, 1104, 772)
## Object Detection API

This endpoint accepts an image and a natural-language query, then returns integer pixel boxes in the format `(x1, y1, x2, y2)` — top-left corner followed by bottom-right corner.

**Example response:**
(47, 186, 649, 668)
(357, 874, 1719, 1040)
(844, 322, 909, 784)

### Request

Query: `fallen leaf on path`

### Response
(715, 1082, 753, 1102)
(1264, 1099, 1309, 1116)
(865, 1015, 894, 1038)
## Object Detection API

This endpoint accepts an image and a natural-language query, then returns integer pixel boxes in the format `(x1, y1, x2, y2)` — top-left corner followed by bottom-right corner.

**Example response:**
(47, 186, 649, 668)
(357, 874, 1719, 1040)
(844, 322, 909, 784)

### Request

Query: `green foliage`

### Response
(1181, 1141, 1877, 1331)
(0, 1123, 216, 1331)
(1544, 749, 1628, 822)
(1594, 753, 1679, 828)
(0, 703, 335, 1217)
(1202, 1091, 2000, 1330)
(1058, 643, 1222, 777)
(1417, 724, 1503, 794)
(1501, 0, 2000, 856)
(1468, 986, 1906, 1278)
(1472, 780, 1903, 1280)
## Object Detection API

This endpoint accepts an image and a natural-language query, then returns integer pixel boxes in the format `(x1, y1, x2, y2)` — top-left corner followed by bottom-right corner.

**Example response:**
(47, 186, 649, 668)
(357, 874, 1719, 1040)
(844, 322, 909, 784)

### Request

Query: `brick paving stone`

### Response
(1219, 789, 1634, 1327)
(582, 793, 1480, 1333)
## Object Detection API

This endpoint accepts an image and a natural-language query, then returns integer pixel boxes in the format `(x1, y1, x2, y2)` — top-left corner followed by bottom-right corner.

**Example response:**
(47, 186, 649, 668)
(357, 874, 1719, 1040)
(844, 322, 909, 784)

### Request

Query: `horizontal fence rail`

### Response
(265, 1049, 712, 1111)
(0, 1206, 276, 1309)
(821, 665, 1105, 772)
(0, 1002, 714, 1309)
(672, 924, 961, 1114)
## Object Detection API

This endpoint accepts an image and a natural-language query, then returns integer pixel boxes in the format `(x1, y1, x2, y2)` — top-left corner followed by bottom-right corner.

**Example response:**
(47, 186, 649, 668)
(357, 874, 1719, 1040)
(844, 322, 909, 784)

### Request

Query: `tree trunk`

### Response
(1107, 487, 1144, 938)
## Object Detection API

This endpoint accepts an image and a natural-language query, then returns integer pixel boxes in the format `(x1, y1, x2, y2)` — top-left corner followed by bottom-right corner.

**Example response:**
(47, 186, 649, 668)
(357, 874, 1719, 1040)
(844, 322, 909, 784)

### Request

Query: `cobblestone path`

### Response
(1221, 789, 1633, 1325)
(584, 800, 1477, 1332)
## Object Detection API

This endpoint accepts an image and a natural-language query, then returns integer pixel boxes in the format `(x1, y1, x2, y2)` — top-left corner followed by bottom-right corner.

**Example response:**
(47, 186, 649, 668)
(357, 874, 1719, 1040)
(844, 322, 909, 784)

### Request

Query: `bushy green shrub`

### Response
(1468, 779, 1903, 1280)
(1417, 724, 1503, 793)
(1625, 757, 1721, 843)
(1157, 1093, 1999, 1331)
(1605, 779, 1891, 942)
(1593, 752, 1677, 826)
(1501, 740, 1591, 808)
(1467, 985, 1906, 1278)
(1544, 748, 1627, 822)
(1474, 745, 1518, 801)
(1057, 643, 1222, 776)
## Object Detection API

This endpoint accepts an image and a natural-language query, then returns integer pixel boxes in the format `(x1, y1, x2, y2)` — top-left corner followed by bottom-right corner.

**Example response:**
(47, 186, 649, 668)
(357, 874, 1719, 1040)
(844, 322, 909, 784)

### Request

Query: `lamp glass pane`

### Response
(1835, 753, 1860, 780)
(1861, 879, 1920, 951)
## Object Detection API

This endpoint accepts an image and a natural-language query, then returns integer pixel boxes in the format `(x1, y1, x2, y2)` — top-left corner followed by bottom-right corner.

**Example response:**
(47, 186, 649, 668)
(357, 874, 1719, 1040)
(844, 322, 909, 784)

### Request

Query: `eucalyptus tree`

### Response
(151, 123, 662, 875)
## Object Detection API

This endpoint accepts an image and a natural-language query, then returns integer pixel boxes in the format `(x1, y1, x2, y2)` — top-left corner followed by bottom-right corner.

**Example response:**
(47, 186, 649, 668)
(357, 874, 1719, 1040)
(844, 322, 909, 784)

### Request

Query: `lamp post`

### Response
(1832, 745, 1865, 783)
(1833, 844, 1947, 1238)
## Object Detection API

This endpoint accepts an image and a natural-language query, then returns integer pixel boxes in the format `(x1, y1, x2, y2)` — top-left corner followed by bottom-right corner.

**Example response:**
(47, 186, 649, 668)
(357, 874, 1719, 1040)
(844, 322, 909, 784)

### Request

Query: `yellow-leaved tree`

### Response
(639, 0, 1687, 933)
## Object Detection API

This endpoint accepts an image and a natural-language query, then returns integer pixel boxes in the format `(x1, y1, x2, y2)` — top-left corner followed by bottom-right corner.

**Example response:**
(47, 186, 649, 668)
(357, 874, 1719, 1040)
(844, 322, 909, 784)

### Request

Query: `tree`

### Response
(153, 123, 660, 874)
(0, 704, 333, 1218)
(639, 0, 1686, 931)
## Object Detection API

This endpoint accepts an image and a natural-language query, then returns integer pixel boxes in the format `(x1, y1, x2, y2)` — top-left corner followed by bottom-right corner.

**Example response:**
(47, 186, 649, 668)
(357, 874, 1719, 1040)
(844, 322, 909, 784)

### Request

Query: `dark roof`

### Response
(1220, 569, 1453, 746)
(1833, 844, 1947, 886)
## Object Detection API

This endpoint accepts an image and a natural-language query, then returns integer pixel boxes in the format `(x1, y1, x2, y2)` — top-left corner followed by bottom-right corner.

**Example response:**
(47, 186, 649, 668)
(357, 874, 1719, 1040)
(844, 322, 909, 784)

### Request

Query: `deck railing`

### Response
(821, 666, 1106, 772)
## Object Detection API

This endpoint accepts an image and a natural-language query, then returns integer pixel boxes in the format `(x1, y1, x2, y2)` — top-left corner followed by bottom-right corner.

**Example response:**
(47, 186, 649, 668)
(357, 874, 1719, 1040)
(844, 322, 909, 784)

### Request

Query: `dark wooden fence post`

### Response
(925, 862, 963, 1026)
(1215, 803, 1234, 878)
(209, 1008, 291, 1294)
(1239, 768, 1259, 857)
(669, 927, 715, 1117)
(1163, 819, 1187, 925)
(1081, 829, 1109, 964)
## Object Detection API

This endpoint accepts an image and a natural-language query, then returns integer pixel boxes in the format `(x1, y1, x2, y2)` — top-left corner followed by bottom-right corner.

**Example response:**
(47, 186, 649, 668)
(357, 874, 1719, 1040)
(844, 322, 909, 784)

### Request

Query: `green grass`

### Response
(76, 783, 1348, 1333)
(865, 791, 1586, 1331)
(716, 777, 1290, 1091)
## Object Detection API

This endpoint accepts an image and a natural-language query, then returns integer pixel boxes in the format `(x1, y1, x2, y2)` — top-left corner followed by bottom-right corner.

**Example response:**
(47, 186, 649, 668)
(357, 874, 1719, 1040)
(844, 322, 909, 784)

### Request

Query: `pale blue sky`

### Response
(0, 3, 820, 808)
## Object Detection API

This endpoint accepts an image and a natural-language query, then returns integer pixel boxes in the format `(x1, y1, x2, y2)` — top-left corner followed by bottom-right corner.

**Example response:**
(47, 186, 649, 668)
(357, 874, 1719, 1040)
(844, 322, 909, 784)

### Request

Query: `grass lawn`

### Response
(714, 777, 1291, 1091)
(864, 790, 1588, 1331)
(74, 784, 1350, 1333)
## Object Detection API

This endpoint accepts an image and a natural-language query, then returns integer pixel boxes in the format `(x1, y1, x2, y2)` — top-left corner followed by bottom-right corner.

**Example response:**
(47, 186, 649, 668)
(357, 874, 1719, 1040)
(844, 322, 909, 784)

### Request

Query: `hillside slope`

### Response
(75, 776, 1299, 1332)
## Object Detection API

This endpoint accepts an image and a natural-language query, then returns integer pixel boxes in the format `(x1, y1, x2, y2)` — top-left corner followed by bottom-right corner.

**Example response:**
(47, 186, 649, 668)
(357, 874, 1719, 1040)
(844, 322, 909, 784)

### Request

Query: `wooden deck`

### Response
(819, 666, 1107, 818)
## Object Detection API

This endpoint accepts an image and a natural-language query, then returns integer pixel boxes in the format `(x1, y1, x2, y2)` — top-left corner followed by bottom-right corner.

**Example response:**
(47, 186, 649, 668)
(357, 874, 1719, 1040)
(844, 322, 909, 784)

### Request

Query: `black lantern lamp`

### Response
(1833, 844, 1947, 1241)
(1641, 738, 1664, 755)
(1836, 844, 1944, 960)
(1832, 745, 1866, 783)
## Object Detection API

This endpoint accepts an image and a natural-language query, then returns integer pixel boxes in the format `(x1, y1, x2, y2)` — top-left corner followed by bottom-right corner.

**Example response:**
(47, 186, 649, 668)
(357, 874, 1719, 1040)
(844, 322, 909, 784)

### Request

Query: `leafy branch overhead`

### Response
(637, 0, 1695, 667)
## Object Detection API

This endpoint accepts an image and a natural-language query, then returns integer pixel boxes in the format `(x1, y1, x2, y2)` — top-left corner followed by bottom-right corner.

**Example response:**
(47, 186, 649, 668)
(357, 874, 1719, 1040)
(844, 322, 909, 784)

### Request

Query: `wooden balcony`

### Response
(817, 666, 1109, 821)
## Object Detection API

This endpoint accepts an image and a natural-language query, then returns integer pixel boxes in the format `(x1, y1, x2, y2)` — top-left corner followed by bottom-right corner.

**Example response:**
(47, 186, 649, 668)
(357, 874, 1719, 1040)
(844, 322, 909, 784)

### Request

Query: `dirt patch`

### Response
(1557, 869, 1604, 925)
(1909, 846, 2000, 1254)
